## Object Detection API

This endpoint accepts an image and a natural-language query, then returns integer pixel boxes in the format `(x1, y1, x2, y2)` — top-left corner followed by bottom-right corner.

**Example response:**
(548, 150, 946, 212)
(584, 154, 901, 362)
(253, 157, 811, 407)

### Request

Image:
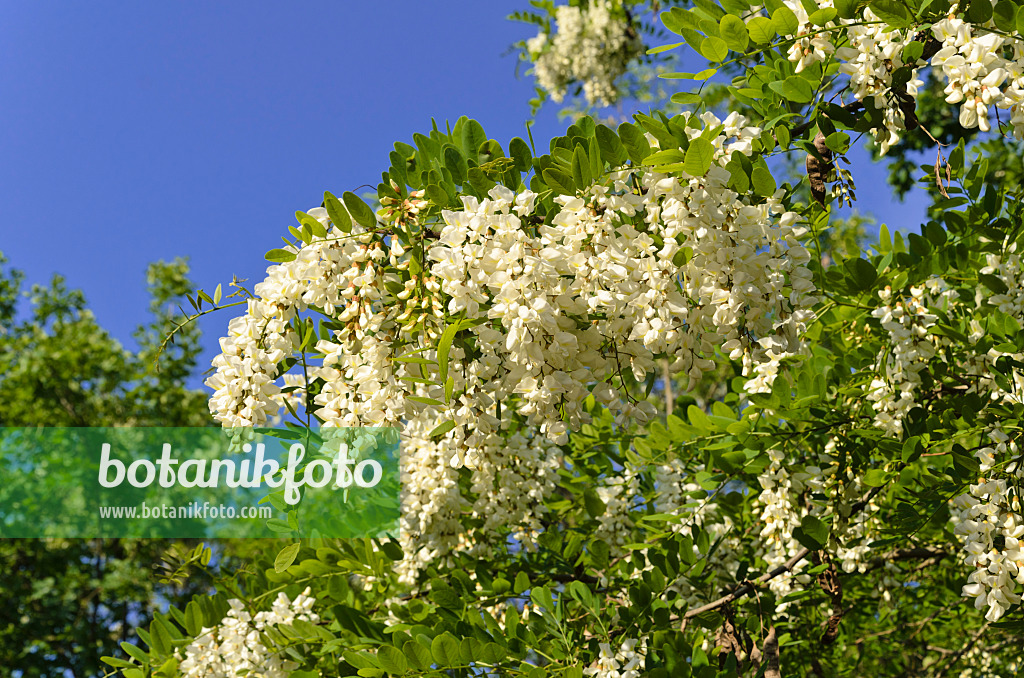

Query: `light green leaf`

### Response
(377, 646, 408, 675)
(407, 396, 445, 407)
(700, 36, 729, 62)
(752, 166, 777, 196)
(428, 420, 456, 439)
(274, 542, 301, 573)
(431, 633, 461, 667)
(863, 468, 889, 487)
(719, 14, 749, 52)
(746, 16, 776, 44)
(808, 7, 837, 24)
(771, 6, 799, 35)
(265, 248, 297, 263)
(648, 41, 686, 54)
(684, 137, 715, 176)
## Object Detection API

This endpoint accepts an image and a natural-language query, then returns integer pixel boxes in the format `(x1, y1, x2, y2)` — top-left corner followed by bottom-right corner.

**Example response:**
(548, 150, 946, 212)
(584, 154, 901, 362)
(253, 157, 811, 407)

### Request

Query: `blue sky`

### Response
(0, 1, 929, 384)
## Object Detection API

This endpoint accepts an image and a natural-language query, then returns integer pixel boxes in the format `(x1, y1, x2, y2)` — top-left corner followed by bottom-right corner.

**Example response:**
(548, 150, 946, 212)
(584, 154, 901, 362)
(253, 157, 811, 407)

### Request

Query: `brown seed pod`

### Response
(806, 131, 834, 208)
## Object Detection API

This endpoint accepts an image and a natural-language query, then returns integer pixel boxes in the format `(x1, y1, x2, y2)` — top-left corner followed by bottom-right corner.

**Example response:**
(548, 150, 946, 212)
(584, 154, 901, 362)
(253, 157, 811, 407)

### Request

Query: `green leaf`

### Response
(684, 137, 715, 176)
(771, 6, 799, 35)
(902, 40, 924, 63)
(377, 646, 408, 675)
(835, 0, 859, 18)
(407, 396, 445, 407)
(572, 144, 592, 188)
(428, 420, 456, 439)
(514, 570, 531, 593)
(595, 124, 627, 166)
(403, 640, 434, 671)
(589, 135, 603, 183)
(769, 76, 814, 103)
(266, 248, 297, 263)
(149, 619, 172, 655)
(673, 246, 694, 267)
(584, 488, 607, 517)
(121, 642, 148, 664)
(618, 122, 652, 164)
(509, 136, 533, 173)
(848, 257, 879, 290)
(863, 468, 889, 487)
(967, 0, 993, 24)
(183, 601, 202, 636)
(776, 125, 791, 148)
(991, 0, 1015, 29)
(431, 633, 461, 667)
(324, 191, 352, 233)
(719, 14, 749, 52)
(460, 119, 487, 163)
(342, 191, 376, 228)
(543, 168, 576, 195)
(275, 542, 301, 573)
(1017, 4, 1024, 34)
(648, 41, 686, 54)
(671, 92, 703, 106)
(751, 166, 777, 196)
(808, 7, 837, 24)
(793, 515, 829, 549)
(825, 131, 850, 152)
(871, 0, 913, 27)
(700, 36, 729, 62)
(444, 145, 468, 184)
(296, 210, 326, 238)
(661, 7, 701, 34)
(746, 16, 776, 44)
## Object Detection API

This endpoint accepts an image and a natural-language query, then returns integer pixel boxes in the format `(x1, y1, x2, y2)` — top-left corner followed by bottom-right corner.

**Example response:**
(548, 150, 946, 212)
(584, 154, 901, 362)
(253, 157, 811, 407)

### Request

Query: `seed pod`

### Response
(806, 131, 834, 208)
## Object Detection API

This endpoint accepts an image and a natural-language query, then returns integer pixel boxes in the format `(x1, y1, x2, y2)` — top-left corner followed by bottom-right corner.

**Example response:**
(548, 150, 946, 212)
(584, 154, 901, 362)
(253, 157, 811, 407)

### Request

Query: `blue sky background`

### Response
(0, 1, 929, 386)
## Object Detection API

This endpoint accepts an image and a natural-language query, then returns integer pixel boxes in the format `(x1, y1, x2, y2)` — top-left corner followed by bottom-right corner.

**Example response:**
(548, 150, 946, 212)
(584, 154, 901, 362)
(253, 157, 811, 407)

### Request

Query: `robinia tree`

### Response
(112, 0, 1024, 675)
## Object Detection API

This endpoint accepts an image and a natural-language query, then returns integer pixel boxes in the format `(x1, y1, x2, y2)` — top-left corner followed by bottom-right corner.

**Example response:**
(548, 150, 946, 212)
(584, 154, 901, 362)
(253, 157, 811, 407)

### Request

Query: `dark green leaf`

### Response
(342, 191, 377, 228)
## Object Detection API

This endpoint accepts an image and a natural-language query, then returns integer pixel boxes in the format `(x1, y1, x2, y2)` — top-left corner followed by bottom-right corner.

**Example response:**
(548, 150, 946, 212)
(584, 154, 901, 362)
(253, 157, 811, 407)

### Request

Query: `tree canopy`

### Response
(67, 0, 1024, 675)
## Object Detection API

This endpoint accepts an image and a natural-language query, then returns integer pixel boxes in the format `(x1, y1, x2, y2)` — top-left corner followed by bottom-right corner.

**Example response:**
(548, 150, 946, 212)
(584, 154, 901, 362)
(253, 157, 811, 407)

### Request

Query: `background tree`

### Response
(0, 255, 219, 678)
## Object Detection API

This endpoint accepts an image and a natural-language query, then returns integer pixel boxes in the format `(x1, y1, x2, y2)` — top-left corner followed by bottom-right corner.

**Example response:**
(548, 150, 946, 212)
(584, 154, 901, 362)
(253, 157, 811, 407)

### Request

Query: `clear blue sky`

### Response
(0, 1, 928, 384)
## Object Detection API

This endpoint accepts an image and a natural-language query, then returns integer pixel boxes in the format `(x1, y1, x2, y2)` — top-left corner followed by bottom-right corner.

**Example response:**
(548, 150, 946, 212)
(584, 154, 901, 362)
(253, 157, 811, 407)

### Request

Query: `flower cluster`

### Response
(761, 1, 1024, 153)
(525, 0, 643, 107)
(866, 280, 952, 437)
(754, 448, 812, 605)
(177, 589, 319, 678)
(594, 468, 639, 556)
(584, 637, 647, 678)
(951, 428, 1024, 622)
(930, 16, 1024, 138)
